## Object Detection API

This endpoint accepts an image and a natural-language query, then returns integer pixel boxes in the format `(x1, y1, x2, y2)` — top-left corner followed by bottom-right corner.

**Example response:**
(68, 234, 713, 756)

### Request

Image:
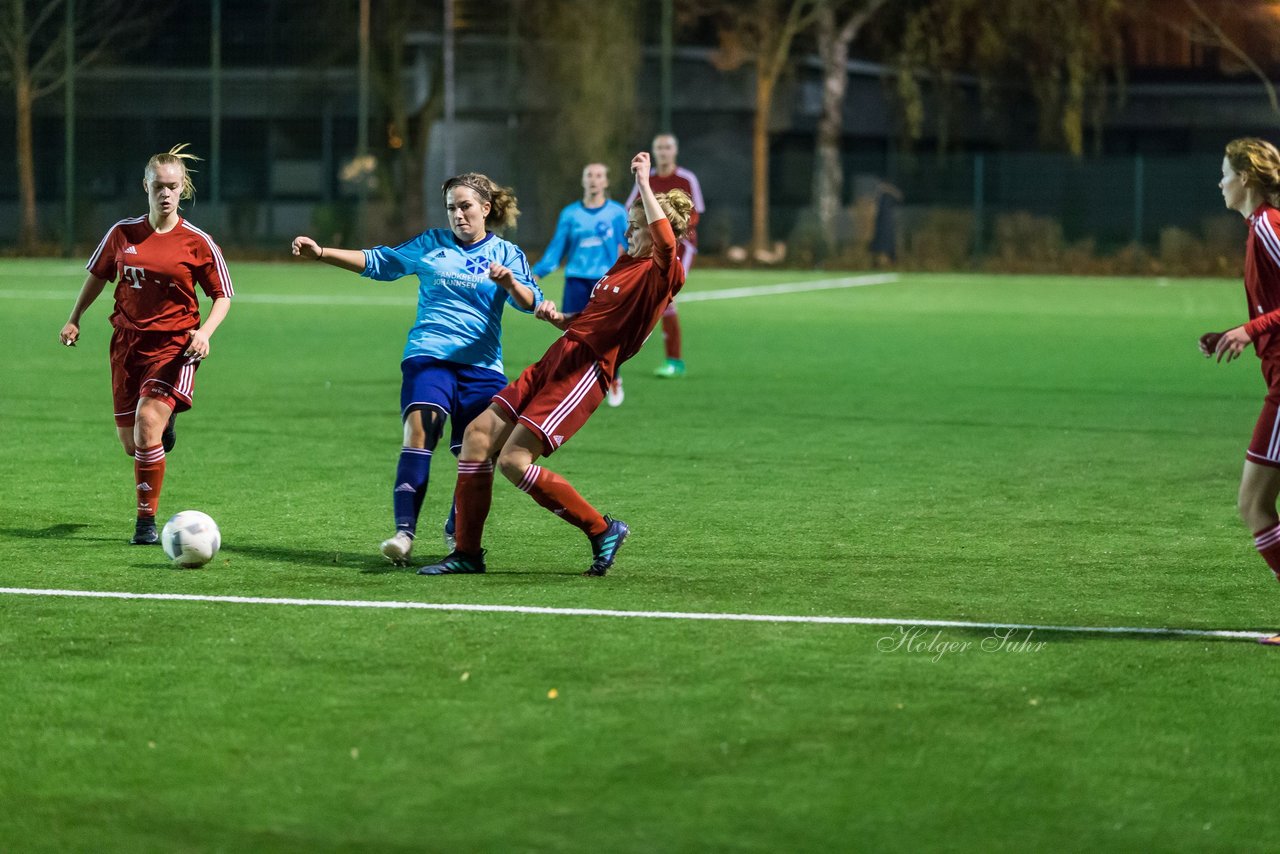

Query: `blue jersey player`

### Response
(291, 173, 543, 566)
(533, 162, 628, 405)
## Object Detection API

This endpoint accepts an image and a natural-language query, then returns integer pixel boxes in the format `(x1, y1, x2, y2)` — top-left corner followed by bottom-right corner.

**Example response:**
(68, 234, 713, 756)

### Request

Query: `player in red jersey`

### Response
(625, 133, 704, 378)
(60, 144, 233, 545)
(419, 151, 693, 576)
(1200, 137, 1280, 644)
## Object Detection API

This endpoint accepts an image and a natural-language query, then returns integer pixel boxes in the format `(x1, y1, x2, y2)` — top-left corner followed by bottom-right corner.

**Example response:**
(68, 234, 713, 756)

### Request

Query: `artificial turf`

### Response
(2, 261, 1277, 851)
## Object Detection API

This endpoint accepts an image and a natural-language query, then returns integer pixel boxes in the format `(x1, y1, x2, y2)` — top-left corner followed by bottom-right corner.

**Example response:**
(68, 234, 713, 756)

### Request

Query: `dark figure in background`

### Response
(871, 180, 903, 267)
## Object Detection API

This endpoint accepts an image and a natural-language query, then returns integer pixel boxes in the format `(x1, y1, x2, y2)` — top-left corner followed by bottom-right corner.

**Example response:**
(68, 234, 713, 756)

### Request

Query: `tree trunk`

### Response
(751, 64, 774, 257)
(813, 6, 849, 252)
(15, 72, 38, 251)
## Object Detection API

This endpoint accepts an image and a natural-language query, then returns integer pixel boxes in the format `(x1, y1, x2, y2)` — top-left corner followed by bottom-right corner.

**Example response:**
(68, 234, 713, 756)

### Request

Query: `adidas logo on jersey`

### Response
(394, 483, 416, 493)
(124, 245, 138, 254)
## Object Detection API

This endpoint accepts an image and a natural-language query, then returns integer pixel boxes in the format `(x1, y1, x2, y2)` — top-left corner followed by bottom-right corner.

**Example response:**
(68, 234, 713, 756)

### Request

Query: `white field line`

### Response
(0, 273, 897, 307)
(677, 273, 898, 302)
(0, 587, 1266, 641)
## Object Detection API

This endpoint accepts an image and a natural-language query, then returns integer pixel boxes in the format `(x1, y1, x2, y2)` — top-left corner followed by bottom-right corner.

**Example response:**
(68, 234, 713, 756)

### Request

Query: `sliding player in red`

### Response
(420, 151, 692, 576)
(60, 144, 233, 545)
(1201, 136, 1280, 645)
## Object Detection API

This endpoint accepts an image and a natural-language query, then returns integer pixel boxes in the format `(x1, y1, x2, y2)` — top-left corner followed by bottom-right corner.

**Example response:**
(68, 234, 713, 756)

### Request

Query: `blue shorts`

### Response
(563, 276, 597, 315)
(400, 356, 508, 454)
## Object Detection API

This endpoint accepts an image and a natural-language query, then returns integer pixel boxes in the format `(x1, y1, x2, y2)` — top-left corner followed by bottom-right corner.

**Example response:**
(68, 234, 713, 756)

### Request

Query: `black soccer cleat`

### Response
(161, 411, 177, 453)
(585, 516, 630, 577)
(417, 549, 486, 575)
(130, 516, 159, 545)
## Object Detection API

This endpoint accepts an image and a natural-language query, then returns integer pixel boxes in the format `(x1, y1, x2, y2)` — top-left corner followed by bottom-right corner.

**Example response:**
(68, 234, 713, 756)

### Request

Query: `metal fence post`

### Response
(973, 153, 985, 258)
(1133, 154, 1144, 247)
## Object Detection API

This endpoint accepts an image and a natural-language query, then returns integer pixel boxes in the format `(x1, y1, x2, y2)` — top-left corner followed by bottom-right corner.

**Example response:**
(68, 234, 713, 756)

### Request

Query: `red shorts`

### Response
(110, 328, 198, 427)
(493, 337, 606, 456)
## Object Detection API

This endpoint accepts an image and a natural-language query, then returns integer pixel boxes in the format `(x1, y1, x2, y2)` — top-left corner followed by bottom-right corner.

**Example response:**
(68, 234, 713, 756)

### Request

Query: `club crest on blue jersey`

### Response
(464, 256, 490, 276)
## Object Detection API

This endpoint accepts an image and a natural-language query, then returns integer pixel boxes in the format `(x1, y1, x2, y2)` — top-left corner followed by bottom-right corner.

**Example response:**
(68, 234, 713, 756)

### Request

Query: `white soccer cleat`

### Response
(443, 530, 457, 552)
(606, 377, 624, 408)
(380, 531, 414, 566)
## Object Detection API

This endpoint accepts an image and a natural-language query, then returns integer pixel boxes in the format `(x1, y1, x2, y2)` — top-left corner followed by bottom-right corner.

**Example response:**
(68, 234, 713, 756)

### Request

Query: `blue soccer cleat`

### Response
(585, 516, 630, 576)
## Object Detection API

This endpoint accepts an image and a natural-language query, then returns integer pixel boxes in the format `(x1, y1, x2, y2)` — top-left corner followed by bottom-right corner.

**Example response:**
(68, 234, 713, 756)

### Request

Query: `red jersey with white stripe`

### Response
(625, 167, 705, 246)
(86, 216, 234, 333)
(563, 218, 685, 372)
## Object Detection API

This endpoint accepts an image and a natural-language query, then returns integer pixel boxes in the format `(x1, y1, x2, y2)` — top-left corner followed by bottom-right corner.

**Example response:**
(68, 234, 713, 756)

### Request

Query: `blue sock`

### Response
(444, 497, 457, 537)
(393, 447, 433, 535)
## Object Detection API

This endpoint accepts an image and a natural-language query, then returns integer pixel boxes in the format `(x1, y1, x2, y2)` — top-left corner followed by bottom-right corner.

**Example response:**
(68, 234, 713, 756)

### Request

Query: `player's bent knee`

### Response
(497, 451, 530, 485)
(404, 406, 444, 449)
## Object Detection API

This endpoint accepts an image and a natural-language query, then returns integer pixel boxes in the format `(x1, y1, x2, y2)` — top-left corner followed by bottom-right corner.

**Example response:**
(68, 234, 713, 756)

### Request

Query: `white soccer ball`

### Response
(161, 510, 221, 568)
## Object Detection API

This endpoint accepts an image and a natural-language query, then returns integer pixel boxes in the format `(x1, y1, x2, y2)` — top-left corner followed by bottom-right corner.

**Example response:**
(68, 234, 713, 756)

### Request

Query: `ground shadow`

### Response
(1, 523, 92, 539)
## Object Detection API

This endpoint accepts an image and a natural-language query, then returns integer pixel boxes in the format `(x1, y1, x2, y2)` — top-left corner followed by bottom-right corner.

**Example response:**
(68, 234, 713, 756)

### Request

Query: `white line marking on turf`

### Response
(677, 273, 898, 302)
(0, 274, 897, 307)
(0, 587, 1266, 641)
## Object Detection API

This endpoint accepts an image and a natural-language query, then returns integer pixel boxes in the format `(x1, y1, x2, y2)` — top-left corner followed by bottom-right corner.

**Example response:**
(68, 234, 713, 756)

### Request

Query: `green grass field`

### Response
(2, 260, 1278, 851)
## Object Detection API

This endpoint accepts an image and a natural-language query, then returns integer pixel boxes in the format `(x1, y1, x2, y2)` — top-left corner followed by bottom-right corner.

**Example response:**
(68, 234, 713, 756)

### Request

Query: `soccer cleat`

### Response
(131, 516, 159, 545)
(606, 377, 625, 407)
(161, 411, 177, 453)
(1259, 634, 1280, 646)
(585, 516, 630, 577)
(417, 549, 486, 575)
(653, 358, 685, 378)
(380, 531, 414, 566)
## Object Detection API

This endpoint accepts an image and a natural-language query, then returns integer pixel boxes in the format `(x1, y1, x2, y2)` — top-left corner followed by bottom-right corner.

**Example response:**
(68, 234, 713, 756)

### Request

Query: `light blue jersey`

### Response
(532, 200, 629, 281)
(362, 230, 542, 372)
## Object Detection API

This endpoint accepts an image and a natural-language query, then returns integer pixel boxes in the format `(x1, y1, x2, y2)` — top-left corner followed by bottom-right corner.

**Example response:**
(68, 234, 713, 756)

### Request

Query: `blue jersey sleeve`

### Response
(504, 244, 542, 313)
(361, 233, 428, 282)
(532, 207, 572, 278)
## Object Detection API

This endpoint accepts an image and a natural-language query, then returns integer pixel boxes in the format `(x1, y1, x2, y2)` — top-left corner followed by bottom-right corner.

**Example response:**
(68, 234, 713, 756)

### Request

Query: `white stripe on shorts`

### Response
(539, 363, 604, 440)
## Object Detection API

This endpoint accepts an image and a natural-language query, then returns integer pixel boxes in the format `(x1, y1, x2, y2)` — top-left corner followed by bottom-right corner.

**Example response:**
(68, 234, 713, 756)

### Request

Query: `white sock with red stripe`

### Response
(134, 444, 166, 519)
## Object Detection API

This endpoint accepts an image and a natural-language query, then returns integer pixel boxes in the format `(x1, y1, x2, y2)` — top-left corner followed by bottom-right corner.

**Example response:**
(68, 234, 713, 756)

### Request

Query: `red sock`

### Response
(1255, 523, 1280, 581)
(516, 465, 606, 536)
(454, 460, 494, 554)
(662, 313, 682, 360)
(134, 444, 166, 519)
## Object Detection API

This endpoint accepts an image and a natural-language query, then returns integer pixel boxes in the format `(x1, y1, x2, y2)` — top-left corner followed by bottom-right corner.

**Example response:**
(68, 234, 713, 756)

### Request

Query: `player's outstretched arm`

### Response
(185, 297, 231, 361)
(60, 273, 109, 347)
(488, 262, 540, 311)
(1214, 325, 1251, 363)
(632, 152, 667, 226)
(534, 299, 576, 331)
(291, 235, 366, 273)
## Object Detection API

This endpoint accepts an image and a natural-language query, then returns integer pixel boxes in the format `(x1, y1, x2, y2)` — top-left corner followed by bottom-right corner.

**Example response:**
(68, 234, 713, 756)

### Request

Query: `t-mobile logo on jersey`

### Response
(122, 264, 146, 289)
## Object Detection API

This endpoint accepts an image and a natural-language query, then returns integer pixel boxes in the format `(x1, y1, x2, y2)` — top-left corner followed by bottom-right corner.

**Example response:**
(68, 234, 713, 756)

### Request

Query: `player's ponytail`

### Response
(657, 189, 694, 239)
(441, 173, 521, 232)
(1226, 137, 1280, 208)
(144, 143, 201, 201)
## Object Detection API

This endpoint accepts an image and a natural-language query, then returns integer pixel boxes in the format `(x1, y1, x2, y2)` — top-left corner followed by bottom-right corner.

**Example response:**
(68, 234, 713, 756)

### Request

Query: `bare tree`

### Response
(522, 0, 641, 237)
(0, 0, 152, 251)
(892, 0, 1125, 157)
(812, 0, 888, 251)
(697, 0, 823, 256)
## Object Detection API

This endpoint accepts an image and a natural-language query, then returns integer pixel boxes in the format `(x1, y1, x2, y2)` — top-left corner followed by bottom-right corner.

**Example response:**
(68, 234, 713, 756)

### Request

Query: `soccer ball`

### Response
(161, 510, 221, 568)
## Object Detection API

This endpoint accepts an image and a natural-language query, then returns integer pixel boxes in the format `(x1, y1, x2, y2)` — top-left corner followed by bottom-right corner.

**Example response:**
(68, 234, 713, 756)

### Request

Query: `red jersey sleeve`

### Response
(183, 222, 234, 300)
(86, 223, 125, 281)
(650, 218, 677, 273)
